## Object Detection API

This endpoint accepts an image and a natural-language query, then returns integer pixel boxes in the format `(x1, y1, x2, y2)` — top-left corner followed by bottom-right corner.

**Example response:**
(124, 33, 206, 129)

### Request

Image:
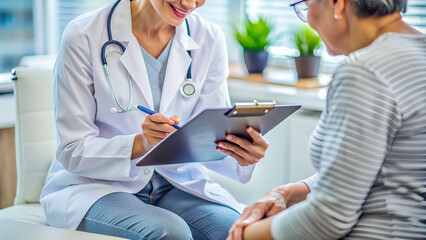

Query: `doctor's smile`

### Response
(170, 4, 189, 18)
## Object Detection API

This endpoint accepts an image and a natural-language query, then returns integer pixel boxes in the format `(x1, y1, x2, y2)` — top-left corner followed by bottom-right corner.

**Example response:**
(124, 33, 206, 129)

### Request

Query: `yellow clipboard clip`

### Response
(225, 100, 276, 117)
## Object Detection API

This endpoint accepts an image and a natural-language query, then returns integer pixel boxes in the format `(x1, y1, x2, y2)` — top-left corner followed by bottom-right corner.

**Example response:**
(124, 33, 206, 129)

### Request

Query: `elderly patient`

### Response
(228, 0, 426, 239)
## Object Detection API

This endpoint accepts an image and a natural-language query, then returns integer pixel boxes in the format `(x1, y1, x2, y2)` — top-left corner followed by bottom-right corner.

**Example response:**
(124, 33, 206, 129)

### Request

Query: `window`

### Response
(404, 0, 426, 33)
(0, 0, 35, 73)
(56, 0, 112, 45)
(245, 0, 314, 67)
(1, 0, 425, 74)
(195, 0, 240, 61)
(244, 0, 426, 70)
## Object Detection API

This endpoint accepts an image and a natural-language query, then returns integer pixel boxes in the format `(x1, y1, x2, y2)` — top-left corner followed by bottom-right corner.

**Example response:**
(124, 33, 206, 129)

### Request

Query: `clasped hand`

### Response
(227, 183, 309, 240)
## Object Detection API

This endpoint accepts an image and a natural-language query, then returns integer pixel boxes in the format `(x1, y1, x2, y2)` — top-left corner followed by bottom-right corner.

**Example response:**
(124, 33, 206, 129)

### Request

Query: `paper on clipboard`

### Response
(136, 101, 301, 166)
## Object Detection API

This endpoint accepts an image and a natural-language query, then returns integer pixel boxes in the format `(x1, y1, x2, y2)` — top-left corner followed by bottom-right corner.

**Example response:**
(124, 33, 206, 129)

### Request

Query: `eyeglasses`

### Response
(290, 0, 308, 22)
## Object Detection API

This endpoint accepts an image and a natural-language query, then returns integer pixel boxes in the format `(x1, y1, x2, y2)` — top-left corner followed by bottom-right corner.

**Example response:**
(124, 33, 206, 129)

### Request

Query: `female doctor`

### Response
(40, 0, 268, 239)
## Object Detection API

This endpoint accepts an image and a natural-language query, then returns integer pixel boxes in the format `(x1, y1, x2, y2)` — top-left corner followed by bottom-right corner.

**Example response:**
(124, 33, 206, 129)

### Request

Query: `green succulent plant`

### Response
(234, 17, 274, 51)
(294, 24, 322, 56)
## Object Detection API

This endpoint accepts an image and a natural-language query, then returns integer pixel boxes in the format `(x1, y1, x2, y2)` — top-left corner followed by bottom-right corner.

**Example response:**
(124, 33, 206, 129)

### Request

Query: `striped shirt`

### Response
(271, 33, 426, 239)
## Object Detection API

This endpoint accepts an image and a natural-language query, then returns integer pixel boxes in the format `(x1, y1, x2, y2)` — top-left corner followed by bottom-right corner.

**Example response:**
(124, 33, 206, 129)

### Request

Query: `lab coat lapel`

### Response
(114, 0, 154, 109)
(120, 38, 154, 110)
(160, 23, 200, 113)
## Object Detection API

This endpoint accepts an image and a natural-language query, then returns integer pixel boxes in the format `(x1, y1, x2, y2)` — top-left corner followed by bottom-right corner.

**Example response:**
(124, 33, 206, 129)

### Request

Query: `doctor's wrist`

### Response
(131, 134, 148, 160)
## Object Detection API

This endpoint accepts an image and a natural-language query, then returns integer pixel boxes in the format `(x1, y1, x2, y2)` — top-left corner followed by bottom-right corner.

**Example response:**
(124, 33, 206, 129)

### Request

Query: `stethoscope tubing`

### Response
(102, 40, 126, 65)
(185, 19, 192, 80)
(103, 0, 194, 113)
(102, 0, 125, 65)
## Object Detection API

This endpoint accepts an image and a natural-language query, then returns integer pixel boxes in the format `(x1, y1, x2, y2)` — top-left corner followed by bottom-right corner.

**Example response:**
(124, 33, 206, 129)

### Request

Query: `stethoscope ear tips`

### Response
(110, 107, 118, 113)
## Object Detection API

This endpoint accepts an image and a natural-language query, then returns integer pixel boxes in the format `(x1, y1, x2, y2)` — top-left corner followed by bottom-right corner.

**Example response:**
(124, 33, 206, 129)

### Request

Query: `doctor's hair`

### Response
(349, 0, 407, 17)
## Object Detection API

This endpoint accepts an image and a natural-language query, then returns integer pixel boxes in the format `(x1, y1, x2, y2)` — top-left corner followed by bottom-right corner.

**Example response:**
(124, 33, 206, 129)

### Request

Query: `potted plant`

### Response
(293, 24, 322, 78)
(234, 17, 274, 73)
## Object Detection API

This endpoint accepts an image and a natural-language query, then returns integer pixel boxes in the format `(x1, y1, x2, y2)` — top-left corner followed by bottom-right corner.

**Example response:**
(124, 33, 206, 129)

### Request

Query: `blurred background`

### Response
(0, 0, 425, 76)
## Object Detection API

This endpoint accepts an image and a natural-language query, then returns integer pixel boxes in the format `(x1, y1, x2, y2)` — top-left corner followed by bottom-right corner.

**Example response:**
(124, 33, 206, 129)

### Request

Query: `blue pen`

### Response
(137, 105, 180, 129)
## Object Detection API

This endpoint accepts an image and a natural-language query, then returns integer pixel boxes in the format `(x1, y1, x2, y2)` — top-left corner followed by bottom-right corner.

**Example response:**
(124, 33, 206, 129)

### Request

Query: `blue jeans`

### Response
(77, 171, 240, 240)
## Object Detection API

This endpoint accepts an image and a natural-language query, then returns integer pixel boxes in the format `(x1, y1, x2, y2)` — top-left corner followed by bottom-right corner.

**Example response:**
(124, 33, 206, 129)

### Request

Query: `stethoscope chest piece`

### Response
(180, 80, 199, 97)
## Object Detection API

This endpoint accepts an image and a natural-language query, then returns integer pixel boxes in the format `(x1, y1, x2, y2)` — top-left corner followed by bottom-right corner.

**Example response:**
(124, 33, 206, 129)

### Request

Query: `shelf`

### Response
(229, 64, 331, 89)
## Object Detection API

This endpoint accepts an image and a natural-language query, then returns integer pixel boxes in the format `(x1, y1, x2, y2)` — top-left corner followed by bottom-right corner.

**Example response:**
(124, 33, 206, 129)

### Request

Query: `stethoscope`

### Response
(102, 0, 197, 113)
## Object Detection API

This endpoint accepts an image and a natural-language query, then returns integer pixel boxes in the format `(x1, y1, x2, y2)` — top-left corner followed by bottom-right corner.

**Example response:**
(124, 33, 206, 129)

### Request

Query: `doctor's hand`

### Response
(227, 182, 310, 240)
(141, 114, 180, 149)
(216, 127, 268, 167)
(132, 114, 180, 160)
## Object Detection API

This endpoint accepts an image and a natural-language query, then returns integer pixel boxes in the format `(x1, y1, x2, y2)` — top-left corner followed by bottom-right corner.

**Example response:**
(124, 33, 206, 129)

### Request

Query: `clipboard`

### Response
(136, 101, 301, 166)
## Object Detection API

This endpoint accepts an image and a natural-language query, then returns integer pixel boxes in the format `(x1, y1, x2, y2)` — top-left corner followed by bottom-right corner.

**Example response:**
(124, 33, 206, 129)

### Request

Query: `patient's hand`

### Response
(227, 182, 310, 240)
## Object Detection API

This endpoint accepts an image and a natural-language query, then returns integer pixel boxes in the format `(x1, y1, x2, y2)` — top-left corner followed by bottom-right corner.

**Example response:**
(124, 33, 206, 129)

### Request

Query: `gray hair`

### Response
(349, 0, 407, 17)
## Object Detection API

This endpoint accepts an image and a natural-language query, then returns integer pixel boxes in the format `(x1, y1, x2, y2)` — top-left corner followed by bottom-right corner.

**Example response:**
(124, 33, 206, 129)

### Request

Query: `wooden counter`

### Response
(0, 127, 16, 209)
(229, 64, 330, 89)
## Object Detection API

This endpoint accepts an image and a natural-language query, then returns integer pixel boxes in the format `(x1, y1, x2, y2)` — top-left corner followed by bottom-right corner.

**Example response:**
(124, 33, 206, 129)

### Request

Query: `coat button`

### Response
(144, 169, 150, 175)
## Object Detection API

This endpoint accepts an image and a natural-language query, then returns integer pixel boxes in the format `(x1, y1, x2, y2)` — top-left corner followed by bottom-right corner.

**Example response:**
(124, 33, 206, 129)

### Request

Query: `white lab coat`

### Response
(40, 0, 255, 230)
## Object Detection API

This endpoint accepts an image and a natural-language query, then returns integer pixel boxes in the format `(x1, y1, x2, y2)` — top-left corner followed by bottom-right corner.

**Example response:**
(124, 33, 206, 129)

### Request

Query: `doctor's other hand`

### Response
(142, 114, 180, 148)
(227, 182, 310, 240)
(216, 127, 268, 166)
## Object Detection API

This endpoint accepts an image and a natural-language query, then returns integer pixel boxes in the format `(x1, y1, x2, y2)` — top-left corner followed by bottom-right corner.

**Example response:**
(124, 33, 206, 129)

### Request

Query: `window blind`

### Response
(245, 0, 426, 36)
(195, 0, 230, 34)
(55, 0, 237, 57)
(53, 0, 425, 64)
(0, 0, 34, 72)
(245, 0, 300, 46)
(57, 0, 112, 42)
(56, 0, 233, 42)
(195, 0, 239, 61)
(405, 0, 426, 33)
(245, 0, 305, 56)
(245, 0, 335, 67)
(245, 0, 426, 68)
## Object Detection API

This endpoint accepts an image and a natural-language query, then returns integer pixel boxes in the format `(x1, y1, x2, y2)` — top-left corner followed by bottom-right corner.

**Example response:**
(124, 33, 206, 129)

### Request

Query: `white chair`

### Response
(0, 66, 134, 239)
(0, 67, 55, 225)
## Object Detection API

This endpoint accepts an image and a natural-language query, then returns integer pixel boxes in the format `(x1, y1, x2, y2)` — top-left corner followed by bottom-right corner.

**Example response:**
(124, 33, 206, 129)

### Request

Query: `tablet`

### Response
(136, 102, 301, 166)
